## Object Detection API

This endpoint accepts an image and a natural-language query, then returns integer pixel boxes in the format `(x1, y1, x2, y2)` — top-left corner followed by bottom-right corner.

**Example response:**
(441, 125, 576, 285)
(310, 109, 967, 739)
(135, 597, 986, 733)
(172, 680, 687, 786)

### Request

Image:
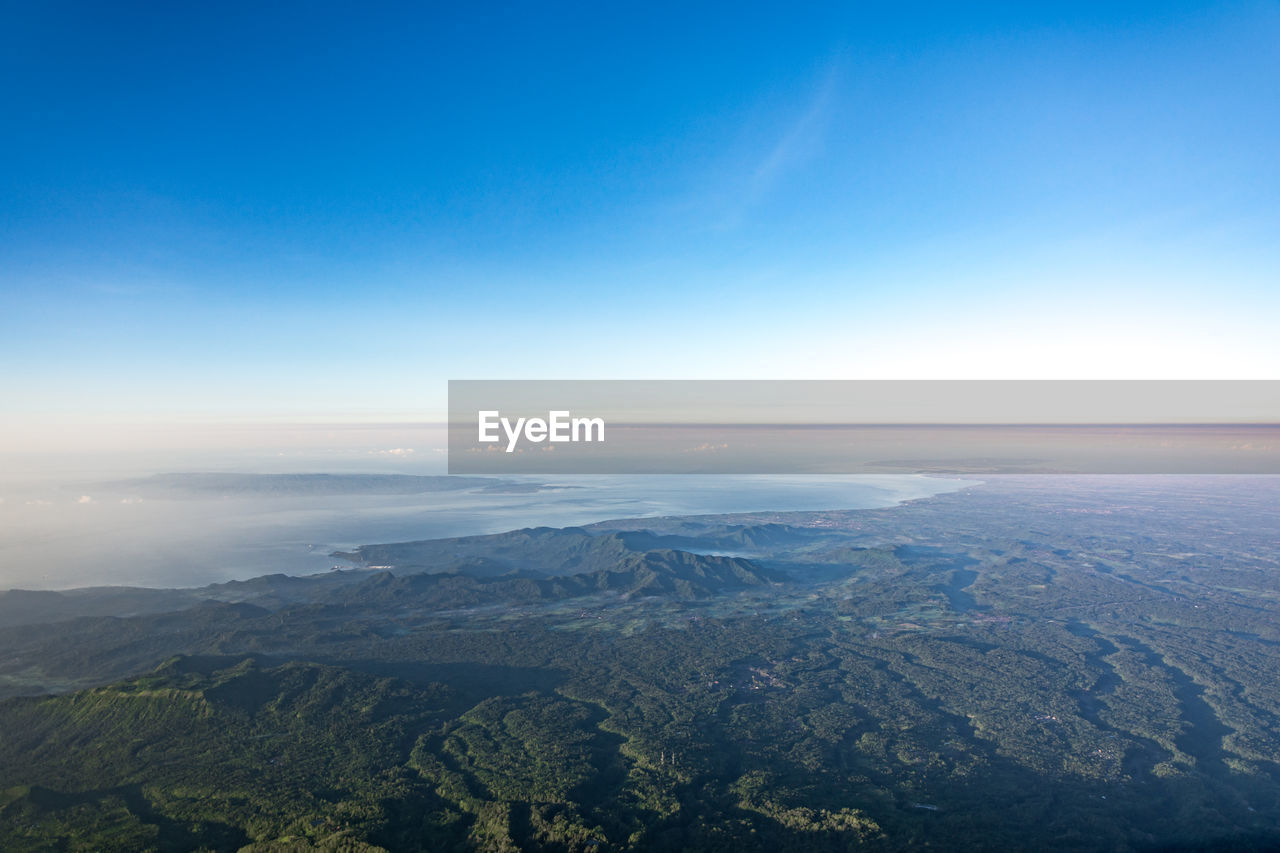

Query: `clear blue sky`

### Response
(2, 1, 1278, 431)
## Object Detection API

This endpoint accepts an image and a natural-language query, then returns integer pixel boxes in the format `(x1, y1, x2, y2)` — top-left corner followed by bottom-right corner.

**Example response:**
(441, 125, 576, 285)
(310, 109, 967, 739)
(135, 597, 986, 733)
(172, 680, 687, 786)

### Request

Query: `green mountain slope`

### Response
(331, 549, 780, 610)
(0, 657, 461, 852)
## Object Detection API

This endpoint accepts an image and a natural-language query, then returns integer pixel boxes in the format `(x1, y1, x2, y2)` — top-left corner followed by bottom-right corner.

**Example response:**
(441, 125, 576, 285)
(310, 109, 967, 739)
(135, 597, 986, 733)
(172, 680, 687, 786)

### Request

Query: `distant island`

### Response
(102, 472, 548, 498)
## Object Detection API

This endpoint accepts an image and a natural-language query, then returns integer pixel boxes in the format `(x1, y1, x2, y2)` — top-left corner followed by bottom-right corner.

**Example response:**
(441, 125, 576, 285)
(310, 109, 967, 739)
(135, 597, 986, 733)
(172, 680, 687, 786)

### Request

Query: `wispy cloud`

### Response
(683, 442, 730, 453)
(749, 76, 836, 198)
(709, 60, 842, 230)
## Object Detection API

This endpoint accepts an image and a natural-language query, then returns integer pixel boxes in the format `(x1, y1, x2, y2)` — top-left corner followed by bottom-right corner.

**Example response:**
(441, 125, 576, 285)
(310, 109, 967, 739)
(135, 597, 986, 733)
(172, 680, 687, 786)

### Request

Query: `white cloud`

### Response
(707, 59, 842, 230)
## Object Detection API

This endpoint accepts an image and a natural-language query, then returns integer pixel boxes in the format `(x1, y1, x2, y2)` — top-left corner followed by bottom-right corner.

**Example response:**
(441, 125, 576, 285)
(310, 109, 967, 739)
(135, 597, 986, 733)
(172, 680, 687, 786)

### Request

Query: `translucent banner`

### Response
(447, 380, 1280, 474)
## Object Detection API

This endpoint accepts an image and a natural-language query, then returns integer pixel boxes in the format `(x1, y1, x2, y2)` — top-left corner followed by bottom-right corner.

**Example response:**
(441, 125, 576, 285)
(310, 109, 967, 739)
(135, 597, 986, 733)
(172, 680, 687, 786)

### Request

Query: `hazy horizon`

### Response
(0, 464, 971, 591)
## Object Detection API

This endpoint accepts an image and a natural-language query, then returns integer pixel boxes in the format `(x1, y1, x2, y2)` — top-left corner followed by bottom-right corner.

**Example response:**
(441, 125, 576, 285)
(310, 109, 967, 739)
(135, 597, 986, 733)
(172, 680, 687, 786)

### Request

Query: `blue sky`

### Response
(2, 1, 1278, 432)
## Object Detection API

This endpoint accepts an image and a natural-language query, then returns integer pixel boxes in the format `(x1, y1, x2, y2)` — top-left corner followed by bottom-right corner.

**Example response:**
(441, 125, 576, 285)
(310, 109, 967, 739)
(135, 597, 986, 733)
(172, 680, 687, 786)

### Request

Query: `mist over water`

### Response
(0, 446, 971, 590)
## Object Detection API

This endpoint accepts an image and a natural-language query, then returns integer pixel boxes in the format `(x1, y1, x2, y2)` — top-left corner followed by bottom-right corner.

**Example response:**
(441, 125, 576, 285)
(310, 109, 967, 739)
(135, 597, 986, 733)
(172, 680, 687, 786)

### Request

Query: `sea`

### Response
(0, 446, 972, 591)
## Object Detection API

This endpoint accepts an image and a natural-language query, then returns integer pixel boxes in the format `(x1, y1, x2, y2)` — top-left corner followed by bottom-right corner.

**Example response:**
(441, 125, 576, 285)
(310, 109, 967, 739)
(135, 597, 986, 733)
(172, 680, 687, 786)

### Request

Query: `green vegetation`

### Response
(0, 657, 462, 851)
(3, 477, 1280, 850)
